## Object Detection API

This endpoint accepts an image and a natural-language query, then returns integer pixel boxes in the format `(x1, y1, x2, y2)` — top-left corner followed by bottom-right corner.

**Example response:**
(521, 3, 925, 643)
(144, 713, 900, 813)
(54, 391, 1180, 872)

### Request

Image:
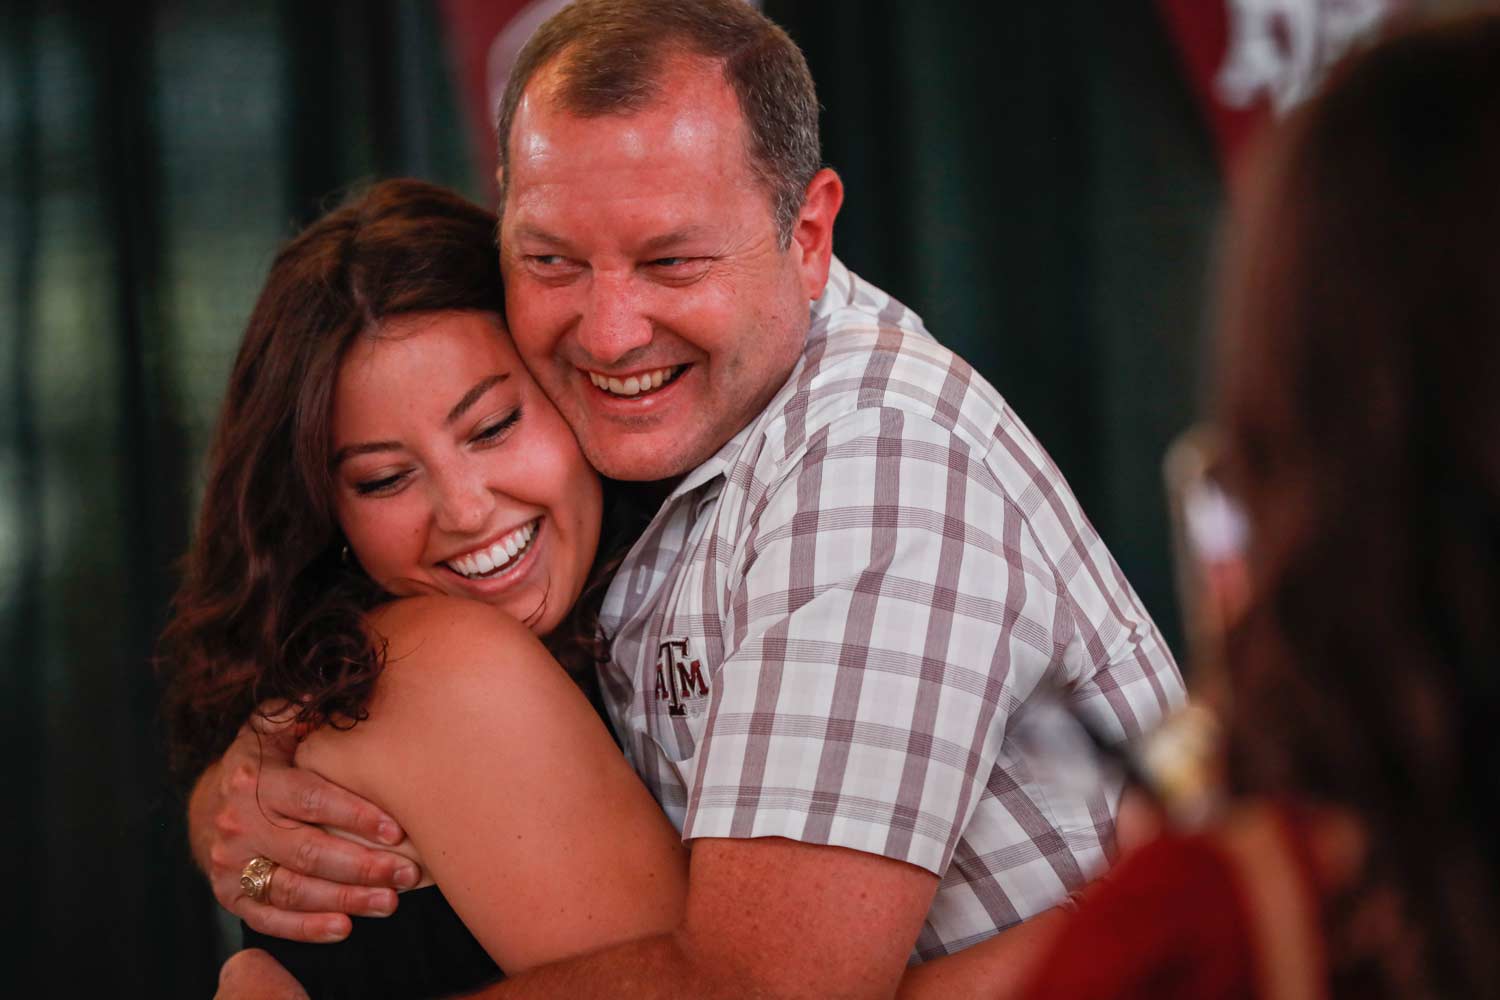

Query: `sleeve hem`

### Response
(682, 803, 953, 877)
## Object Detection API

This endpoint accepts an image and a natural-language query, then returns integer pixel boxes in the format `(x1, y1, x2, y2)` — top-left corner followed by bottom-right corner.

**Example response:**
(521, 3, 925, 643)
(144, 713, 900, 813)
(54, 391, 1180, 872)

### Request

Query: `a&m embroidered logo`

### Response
(655, 638, 709, 717)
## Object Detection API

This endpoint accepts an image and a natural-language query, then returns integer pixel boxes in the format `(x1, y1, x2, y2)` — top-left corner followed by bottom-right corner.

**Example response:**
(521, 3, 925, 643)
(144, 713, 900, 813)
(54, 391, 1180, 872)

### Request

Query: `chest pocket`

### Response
(619, 479, 729, 764)
(643, 635, 711, 762)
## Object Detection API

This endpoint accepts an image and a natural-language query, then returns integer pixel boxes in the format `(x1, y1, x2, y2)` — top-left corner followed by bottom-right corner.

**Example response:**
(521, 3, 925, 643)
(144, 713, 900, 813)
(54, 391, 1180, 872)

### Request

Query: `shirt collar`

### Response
(812, 254, 854, 332)
(663, 418, 754, 503)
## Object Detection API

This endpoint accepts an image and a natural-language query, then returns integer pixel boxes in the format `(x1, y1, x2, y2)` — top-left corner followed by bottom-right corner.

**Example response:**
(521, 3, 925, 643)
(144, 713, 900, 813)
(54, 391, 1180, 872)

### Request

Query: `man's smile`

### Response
(583, 363, 690, 398)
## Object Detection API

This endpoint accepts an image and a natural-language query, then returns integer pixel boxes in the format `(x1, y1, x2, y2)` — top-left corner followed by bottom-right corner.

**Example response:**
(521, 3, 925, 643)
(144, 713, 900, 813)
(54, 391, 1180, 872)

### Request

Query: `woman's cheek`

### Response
(340, 498, 416, 579)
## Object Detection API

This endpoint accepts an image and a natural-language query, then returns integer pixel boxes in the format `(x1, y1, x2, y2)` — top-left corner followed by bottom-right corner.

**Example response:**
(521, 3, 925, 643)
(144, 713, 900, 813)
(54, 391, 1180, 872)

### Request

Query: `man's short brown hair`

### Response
(495, 0, 821, 246)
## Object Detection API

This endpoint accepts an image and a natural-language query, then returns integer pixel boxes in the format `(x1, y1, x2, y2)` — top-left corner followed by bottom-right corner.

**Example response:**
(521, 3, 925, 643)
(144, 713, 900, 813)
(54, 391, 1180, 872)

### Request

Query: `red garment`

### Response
(1020, 808, 1325, 1000)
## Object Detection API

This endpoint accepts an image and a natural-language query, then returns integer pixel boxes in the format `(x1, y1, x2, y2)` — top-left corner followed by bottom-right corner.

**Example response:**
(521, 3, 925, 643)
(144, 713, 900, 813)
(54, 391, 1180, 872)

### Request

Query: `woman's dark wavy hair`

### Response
(159, 178, 619, 783)
(1215, 13, 1500, 997)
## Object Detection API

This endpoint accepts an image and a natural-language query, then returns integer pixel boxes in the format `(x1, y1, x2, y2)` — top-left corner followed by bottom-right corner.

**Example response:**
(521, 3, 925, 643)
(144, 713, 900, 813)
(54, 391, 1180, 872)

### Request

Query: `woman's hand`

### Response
(215, 949, 309, 1000)
(188, 705, 422, 941)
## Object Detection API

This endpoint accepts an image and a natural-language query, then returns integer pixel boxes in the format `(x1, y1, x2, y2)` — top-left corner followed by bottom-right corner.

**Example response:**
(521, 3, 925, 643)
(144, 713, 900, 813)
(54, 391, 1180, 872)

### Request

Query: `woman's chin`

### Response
(372, 525, 576, 636)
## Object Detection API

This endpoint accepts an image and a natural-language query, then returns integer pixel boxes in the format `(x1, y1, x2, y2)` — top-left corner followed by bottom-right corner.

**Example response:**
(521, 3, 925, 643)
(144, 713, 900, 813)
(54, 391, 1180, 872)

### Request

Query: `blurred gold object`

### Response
(1153, 426, 1241, 829)
(1163, 426, 1248, 682)
(1134, 702, 1225, 830)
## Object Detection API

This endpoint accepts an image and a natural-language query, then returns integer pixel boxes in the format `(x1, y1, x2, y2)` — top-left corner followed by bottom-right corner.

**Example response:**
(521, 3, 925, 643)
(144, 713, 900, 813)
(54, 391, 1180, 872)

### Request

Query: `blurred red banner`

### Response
(438, 0, 569, 199)
(1155, 0, 1405, 185)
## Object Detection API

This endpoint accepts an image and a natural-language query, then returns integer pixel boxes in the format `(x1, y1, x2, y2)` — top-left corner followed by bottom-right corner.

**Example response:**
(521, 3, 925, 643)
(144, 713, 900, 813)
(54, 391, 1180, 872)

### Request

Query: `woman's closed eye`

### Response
(354, 469, 410, 497)
(471, 407, 522, 447)
(350, 409, 522, 497)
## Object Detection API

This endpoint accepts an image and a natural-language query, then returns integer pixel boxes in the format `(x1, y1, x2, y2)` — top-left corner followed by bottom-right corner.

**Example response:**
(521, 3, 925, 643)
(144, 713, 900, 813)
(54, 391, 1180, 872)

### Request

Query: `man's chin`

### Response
(582, 432, 716, 483)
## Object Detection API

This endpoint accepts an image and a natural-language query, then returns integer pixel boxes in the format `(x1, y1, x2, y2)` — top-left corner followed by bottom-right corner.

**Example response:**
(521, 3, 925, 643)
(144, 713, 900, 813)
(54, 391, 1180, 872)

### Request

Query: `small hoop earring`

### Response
(341, 545, 352, 564)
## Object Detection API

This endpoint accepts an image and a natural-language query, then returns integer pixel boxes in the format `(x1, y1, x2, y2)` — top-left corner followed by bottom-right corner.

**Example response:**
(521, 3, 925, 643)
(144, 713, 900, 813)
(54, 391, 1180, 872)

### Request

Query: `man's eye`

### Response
(525, 255, 583, 280)
(647, 257, 711, 280)
(354, 471, 408, 497)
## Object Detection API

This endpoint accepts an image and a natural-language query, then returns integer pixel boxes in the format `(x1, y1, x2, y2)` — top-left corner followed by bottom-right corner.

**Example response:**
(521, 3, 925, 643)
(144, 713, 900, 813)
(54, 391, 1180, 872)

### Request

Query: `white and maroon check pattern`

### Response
(598, 258, 1185, 960)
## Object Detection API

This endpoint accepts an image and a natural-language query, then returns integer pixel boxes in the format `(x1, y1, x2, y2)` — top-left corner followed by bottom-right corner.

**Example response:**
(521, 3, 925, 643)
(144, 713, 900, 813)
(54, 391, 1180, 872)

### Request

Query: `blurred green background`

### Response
(1, 1, 1219, 993)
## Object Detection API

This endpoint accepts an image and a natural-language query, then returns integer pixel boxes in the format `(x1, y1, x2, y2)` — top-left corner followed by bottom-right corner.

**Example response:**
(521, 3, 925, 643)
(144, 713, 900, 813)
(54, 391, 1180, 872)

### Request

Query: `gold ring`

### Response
(240, 856, 278, 903)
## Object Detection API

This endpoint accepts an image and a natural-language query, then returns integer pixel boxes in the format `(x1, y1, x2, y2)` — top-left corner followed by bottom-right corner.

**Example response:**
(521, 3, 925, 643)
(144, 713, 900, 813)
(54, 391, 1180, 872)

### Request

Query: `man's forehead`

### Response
(510, 51, 746, 159)
(505, 102, 760, 222)
(499, 51, 780, 240)
(529, 45, 731, 112)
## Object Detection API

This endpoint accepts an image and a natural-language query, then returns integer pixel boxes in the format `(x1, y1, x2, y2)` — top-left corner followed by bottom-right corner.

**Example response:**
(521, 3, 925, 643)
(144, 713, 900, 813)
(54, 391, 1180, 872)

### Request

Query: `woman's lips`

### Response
(444, 518, 540, 579)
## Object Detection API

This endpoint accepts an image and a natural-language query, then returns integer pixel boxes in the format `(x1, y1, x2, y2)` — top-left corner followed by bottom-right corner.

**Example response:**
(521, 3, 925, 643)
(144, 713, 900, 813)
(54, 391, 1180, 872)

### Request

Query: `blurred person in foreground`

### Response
(1022, 12, 1500, 999)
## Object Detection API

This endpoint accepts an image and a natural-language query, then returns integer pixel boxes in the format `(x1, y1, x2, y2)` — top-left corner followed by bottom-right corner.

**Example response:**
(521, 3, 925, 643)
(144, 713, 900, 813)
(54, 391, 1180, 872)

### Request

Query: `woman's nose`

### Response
(431, 469, 493, 535)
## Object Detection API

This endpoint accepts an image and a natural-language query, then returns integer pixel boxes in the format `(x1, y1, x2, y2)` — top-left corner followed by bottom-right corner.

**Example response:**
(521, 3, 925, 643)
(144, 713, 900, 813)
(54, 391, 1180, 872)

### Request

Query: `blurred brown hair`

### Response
(1216, 12, 1500, 996)
(493, 0, 820, 245)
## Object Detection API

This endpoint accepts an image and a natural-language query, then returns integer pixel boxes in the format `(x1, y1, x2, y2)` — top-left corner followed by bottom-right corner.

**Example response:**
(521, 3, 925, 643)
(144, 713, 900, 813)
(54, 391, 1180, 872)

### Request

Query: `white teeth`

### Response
(446, 520, 538, 580)
(588, 366, 678, 397)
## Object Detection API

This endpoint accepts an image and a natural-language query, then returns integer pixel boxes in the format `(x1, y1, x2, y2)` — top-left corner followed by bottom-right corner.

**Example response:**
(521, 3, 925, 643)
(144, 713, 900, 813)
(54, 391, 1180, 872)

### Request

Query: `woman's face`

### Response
(331, 309, 602, 635)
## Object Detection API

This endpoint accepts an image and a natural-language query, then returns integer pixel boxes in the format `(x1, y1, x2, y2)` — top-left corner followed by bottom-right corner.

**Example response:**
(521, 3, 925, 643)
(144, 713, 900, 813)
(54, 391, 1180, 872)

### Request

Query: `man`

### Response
(198, 1, 1184, 995)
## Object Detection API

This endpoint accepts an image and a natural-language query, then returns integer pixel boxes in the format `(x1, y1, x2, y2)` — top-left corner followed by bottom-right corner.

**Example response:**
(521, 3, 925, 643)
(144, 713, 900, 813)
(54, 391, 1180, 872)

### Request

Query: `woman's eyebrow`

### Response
(445, 373, 510, 426)
(332, 440, 400, 467)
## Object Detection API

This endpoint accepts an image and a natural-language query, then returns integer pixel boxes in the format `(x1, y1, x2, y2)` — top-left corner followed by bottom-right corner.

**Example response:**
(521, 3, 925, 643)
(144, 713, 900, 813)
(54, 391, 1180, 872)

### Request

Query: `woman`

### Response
(161, 179, 685, 996)
(1022, 13, 1500, 999)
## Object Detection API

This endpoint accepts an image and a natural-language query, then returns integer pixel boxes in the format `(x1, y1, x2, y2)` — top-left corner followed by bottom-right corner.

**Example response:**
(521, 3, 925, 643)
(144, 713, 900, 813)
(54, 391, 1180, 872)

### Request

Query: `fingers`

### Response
(237, 897, 356, 944)
(263, 865, 399, 918)
(197, 711, 419, 943)
(209, 822, 418, 916)
(218, 841, 409, 943)
(223, 847, 386, 942)
(257, 765, 404, 847)
(281, 827, 419, 889)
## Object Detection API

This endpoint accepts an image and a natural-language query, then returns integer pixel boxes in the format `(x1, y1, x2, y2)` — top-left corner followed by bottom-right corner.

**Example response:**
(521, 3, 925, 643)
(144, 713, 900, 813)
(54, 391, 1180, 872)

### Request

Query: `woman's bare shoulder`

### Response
(295, 596, 577, 796)
(368, 595, 546, 669)
(296, 596, 687, 971)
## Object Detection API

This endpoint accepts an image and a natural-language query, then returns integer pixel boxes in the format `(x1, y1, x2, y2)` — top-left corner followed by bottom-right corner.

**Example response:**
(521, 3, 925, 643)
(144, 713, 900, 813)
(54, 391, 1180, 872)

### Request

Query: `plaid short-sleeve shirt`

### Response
(598, 258, 1184, 959)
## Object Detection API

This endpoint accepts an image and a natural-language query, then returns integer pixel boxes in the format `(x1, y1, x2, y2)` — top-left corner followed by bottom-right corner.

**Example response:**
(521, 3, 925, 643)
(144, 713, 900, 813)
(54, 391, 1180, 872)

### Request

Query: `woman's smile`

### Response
(442, 517, 541, 580)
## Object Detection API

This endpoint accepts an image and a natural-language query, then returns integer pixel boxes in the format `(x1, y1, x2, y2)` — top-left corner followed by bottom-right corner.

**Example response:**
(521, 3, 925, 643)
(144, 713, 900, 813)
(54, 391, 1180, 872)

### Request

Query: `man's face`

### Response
(499, 56, 829, 482)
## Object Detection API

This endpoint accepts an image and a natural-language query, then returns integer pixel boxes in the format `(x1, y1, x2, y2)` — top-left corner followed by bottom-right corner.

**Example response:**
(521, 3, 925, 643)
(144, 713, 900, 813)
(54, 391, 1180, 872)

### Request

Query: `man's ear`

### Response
(791, 168, 844, 300)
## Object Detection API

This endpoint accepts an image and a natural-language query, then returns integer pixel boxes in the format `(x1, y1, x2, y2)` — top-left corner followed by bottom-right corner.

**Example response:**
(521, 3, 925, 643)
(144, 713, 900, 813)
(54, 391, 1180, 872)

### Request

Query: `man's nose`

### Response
(575, 271, 654, 367)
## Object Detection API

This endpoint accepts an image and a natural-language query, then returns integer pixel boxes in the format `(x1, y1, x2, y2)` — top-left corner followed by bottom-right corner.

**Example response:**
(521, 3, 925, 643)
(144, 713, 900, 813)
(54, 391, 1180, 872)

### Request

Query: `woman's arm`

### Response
(294, 595, 689, 974)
